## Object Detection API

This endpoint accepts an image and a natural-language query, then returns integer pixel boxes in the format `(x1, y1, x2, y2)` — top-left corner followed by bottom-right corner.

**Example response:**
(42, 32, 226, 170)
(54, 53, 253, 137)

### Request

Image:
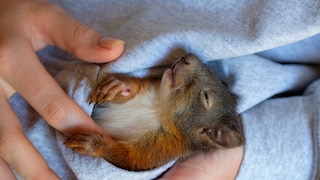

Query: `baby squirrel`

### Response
(65, 54, 244, 171)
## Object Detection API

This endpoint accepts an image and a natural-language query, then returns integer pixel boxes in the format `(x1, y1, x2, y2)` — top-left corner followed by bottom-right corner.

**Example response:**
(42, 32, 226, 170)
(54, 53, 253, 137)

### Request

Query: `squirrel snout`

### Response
(182, 54, 197, 65)
(180, 57, 189, 65)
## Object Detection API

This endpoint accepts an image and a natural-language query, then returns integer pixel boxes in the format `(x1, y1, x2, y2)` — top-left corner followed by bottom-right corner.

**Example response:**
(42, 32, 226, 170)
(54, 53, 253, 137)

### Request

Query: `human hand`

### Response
(0, 0, 124, 179)
(160, 147, 243, 180)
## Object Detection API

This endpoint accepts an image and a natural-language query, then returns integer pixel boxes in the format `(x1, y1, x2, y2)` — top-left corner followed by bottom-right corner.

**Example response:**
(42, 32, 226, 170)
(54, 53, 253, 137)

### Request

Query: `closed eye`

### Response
(201, 90, 213, 109)
(204, 92, 209, 104)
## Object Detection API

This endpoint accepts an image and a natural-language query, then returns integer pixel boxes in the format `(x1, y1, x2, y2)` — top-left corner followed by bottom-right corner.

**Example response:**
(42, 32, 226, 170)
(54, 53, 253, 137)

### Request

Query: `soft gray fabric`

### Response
(237, 80, 320, 180)
(9, 0, 320, 179)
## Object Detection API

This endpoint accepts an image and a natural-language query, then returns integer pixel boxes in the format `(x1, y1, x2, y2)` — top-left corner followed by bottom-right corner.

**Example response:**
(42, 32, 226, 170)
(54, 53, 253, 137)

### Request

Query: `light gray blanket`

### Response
(11, 0, 320, 179)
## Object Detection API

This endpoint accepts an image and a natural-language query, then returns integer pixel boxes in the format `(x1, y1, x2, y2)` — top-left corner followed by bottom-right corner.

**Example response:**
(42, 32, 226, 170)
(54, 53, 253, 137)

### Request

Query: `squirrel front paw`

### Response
(89, 75, 135, 104)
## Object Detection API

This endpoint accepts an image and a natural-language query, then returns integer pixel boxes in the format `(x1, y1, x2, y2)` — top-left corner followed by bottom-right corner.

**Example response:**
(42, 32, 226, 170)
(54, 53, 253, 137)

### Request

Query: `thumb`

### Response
(35, 3, 124, 63)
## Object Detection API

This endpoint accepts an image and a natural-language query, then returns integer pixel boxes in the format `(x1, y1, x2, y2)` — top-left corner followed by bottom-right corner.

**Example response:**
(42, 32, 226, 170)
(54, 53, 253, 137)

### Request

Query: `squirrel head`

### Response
(160, 54, 244, 152)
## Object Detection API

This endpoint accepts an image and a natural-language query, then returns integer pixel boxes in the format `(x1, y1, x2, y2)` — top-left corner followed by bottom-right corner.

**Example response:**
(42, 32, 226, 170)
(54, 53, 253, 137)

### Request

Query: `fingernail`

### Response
(98, 37, 125, 50)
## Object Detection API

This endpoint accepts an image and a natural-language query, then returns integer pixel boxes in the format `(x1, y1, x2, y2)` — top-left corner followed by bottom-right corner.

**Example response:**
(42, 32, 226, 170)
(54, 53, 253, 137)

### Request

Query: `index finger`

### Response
(1, 39, 107, 136)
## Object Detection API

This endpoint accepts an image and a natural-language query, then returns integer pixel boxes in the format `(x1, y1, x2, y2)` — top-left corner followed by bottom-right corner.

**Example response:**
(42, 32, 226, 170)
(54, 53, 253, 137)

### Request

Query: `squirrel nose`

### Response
(180, 57, 188, 64)
(182, 54, 196, 65)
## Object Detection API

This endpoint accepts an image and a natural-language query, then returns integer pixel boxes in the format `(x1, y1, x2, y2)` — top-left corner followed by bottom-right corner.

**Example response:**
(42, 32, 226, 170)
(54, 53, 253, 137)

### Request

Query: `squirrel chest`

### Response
(92, 85, 162, 144)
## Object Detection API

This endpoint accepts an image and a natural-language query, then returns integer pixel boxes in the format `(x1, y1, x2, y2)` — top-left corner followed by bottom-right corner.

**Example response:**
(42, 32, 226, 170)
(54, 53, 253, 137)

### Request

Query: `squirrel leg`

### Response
(65, 131, 187, 171)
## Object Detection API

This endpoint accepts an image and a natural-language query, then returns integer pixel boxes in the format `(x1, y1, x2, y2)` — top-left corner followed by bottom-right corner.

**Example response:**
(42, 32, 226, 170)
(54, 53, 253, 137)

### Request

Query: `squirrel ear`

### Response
(198, 126, 244, 148)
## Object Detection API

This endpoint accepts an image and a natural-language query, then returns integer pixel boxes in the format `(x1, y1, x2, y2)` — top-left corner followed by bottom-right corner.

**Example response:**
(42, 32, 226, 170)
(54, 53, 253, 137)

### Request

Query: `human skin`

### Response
(0, 0, 243, 179)
(159, 147, 243, 180)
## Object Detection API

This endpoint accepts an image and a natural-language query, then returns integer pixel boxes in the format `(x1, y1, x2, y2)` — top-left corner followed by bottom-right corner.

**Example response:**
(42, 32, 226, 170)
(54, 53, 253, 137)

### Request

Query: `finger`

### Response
(0, 89, 59, 179)
(0, 39, 107, 136)
(30, 2, 124, 62)
(0, 78, 16, 98)
(159, 147, 244, 180)
(0, 158, 16, 180)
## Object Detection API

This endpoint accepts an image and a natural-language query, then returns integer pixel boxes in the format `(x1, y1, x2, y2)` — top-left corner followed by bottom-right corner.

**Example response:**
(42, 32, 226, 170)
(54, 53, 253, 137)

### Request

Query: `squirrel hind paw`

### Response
(64, 133, 107, 157)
